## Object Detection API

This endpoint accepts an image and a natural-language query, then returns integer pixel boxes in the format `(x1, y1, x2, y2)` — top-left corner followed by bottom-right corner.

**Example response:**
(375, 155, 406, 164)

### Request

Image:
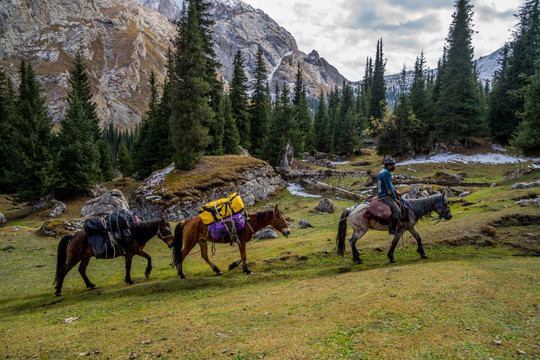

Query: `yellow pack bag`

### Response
(199, 192, 245, 225)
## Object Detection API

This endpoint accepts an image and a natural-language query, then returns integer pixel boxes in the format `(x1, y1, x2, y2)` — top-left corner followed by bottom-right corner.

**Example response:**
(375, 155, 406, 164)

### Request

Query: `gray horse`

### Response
(336, 192, 452, 264)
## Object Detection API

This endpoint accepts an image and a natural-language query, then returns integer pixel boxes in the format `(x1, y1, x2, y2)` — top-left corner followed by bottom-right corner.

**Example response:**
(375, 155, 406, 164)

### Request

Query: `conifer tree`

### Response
(0, 68, 17, 192)
(170, 0, 213, 170)
(434, 0, 487, 145)
(249, 46, 270, 155)
(334, 82, 359, 153)
(117, 141, 133, 179)
(230, 50, 250, 149)
(409, 52, 431, 150)
(314, 92, 329, 152)
(512, 56, 540, 155)
(147, 70, 174, 168)
(6, 60, 56, 202)
(222, 94, 240, 155)
(292, 64, 314, 155)
(369, 39, 387, 126)
(488, 0, 540, 142)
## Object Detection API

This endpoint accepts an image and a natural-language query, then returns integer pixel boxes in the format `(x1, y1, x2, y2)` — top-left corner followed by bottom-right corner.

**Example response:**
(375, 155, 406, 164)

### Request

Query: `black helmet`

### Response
(383, 157, 396, 166)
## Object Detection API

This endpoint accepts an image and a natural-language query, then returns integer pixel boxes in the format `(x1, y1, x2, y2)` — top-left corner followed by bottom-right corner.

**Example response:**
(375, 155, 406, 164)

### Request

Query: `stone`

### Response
(48, 200, 66, 219)
(0, 212, 6, 226)
(87, 184, 108, 198)
(459, 192, 471, 198)
(316, 198, 335, 213)
(514, 199, 537, 206)
(80, 190, 129, 217)
(298, 220, 313, 229)
(490, 182, 497, 188)
(509, 180, 540, 190)
(254, 227, 278, 240)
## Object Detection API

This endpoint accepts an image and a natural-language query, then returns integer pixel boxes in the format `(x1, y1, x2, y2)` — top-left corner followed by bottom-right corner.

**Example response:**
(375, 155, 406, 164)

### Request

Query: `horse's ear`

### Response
(274, 204, 280, 213)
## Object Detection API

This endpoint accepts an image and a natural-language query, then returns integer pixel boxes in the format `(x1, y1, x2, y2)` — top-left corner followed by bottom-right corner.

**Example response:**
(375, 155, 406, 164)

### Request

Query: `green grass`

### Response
(0, 155, 539, 359)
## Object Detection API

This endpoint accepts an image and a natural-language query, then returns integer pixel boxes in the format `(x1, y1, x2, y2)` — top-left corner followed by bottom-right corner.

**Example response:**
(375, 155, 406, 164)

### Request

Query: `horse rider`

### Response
(377, 157, 401, 235)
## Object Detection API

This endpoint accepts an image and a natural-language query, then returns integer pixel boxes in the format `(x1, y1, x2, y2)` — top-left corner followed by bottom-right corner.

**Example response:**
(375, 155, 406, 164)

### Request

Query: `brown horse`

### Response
(336, 192, 452, 264)
(54, 218, 174, 296)
(173, 204, 291, 277)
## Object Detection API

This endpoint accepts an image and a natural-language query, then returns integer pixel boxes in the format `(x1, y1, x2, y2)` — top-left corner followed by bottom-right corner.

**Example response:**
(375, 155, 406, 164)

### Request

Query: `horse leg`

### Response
(177, 237, 199, 279)
(55, 256, 81, 296)
(409, 228, 428, 259)
(229, 241, 251, 275)
(199, 240, 223, 276)
(387, 233, 403, 263)
(124, 254, 135, 285)
(228, 258, 242, 271)
(349, 229, 367, 264)
(138, 250, 152, 278)
(78, 254, 97, 290)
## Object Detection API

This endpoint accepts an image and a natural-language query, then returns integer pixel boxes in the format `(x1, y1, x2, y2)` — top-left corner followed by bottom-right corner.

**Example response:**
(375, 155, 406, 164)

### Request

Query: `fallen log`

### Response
(301, 179, 364, 200)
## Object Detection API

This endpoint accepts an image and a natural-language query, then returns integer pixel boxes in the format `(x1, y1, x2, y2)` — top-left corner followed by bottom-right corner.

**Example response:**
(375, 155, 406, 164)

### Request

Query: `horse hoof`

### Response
(89, 285, 98, 290)
(353, 258, 363, 264)
(421, 255, 428, 259)
(127, 280, 135, 285)
(245, 271, 253, 275)
(228, 265, 235, 271)
(55, 292, 62, 297)
(389, 259, 396, 263)
(216, 271, 224, 276)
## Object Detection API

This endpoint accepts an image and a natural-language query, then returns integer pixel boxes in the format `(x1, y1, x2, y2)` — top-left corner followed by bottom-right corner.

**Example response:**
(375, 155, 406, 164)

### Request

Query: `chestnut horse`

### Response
(173, 204, 291, 277)
(336, 192, 452, 264)
(54, 218, 174, 296)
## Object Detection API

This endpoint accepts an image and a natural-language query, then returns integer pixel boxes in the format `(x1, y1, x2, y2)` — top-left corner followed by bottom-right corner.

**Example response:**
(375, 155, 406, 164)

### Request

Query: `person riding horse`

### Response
(377, 157, 401, 235)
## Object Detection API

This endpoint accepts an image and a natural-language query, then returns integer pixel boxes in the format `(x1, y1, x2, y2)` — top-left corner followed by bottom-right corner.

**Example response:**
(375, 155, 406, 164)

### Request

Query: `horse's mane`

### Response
(255, 210, 273, 224)
(130, 220, 161, 238)
(406, 194, 441, 219)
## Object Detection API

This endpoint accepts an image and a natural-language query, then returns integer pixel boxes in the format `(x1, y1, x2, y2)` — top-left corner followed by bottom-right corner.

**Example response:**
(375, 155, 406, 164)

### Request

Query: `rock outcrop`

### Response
(80, 189, 130, 217)
(0, 212, 7, 225)
(131, 156, 285, 221)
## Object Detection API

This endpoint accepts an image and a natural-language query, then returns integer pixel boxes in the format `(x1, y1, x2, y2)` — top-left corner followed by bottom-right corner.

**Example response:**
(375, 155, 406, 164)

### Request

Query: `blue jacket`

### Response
(377, 167, 397, 199)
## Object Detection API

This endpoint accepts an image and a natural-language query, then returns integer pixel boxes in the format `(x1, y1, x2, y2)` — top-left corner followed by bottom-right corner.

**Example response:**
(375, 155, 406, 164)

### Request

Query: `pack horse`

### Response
(336, 192, 452, 264)
(54, 212, 174, 296)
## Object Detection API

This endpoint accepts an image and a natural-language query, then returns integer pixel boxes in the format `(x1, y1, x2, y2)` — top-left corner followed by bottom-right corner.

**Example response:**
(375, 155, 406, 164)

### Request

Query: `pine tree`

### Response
(222, 94, 240, 154)
(488, 0, 540, 142)
(434, 0, 487, 145)
(6, 60, 56, 202)
(0, 68, 17, 192)
(249, 46, 270, 155)
(147, 70, 174, 169)
(230, 50, 250, 149)
(369, 39, 387, 126)
(327, 87, 341, 151)
(170, 0, 213, 170)
(334, 82, 359, 153)
(409, 52, 431, 151)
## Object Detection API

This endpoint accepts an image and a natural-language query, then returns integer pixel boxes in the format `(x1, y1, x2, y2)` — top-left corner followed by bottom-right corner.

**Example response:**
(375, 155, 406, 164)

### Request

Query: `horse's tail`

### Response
(336, 208, 351, 256)
(172, 222, 184, 267)
(54, 234, 73, 285)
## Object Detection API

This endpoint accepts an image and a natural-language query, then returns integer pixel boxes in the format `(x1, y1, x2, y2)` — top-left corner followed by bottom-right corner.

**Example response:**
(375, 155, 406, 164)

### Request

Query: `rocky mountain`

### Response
(0, 0, 177, 128)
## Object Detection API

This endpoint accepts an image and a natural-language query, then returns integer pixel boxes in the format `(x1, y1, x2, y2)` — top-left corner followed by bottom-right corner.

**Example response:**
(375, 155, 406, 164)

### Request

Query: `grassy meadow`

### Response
(0, 149, 539, 359)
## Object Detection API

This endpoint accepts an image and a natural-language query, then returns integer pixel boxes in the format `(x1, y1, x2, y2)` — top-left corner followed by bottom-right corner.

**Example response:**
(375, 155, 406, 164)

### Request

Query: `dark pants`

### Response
(382, 196, 400, 231)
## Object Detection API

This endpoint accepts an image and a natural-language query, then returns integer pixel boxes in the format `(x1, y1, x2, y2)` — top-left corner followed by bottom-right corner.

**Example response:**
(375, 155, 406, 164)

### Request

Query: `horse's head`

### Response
(270, 204, 291, 237)
(157, 218, 175, 248)
(435, 191, 452, 220)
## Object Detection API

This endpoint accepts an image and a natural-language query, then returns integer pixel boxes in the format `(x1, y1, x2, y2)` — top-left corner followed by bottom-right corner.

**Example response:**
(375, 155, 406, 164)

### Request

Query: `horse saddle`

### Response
(365, 196, 409, 224)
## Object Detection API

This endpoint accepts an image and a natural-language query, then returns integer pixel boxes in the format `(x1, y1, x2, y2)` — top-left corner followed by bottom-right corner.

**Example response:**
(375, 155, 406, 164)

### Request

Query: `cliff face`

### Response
(0, 0, 176, 128)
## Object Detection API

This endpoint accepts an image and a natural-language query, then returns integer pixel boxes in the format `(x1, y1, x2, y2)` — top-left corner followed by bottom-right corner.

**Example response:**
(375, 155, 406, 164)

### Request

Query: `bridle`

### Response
(273, 210, 289, 231)
(157, 223, 174, 241)
(430, 195, 450, 221)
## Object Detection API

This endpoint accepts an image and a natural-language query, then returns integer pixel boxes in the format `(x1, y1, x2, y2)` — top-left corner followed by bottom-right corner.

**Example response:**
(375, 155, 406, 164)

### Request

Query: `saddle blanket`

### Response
(207, 212, 245, 240)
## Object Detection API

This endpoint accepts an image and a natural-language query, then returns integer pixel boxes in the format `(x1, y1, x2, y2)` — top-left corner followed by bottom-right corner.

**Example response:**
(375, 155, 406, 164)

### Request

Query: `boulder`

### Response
(514, 198, 539, 206)
(131, 157, 285, 221)
(0, 212, 7, 225)
(254, 227, 278, 240)
(48, 200, 66, 219)
(87, 184, 109, 198)
(298, 220, 313, 229)
(81, 190, 130, 217)
(316, 198, 335, 213)
(509, 180, 540, 190)
(459, 192, 471, 198)
(41, 219, 85, 237)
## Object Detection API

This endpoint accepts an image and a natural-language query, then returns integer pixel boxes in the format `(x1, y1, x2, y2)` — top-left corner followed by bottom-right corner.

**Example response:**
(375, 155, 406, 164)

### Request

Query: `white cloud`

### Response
(242, 0, 522, 80)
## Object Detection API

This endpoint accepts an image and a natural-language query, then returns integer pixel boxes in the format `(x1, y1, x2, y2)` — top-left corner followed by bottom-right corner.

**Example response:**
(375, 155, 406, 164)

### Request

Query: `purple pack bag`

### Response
(208, 213, 245, 240)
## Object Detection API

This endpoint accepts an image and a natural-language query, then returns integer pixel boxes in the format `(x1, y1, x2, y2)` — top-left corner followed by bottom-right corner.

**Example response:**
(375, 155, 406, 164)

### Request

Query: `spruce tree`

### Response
(170, 0, 213, 170)
(0, 68, 17, 192)
(334, 82, 359, 153)
(488, 0, 540, 142)
(6, 60, 56, 202)
(369, 39, 387, 126)
(292, 64, 314, 155)
(222, 94, 240, 155)
(147, 70, 174, 169)
(230, 50, 250, 149)
(249, 46, 270, 155)
(409, 52, 431, 151)
(117, 141, 133, 179)
(314, 92, 329, 152)
(512, 56, 540, 155)
(434, 0, 487, 145)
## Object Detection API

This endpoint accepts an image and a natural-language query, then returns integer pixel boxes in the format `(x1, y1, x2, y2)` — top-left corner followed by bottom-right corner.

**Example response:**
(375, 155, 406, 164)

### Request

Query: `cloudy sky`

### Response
(242, 0, 523, 81)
